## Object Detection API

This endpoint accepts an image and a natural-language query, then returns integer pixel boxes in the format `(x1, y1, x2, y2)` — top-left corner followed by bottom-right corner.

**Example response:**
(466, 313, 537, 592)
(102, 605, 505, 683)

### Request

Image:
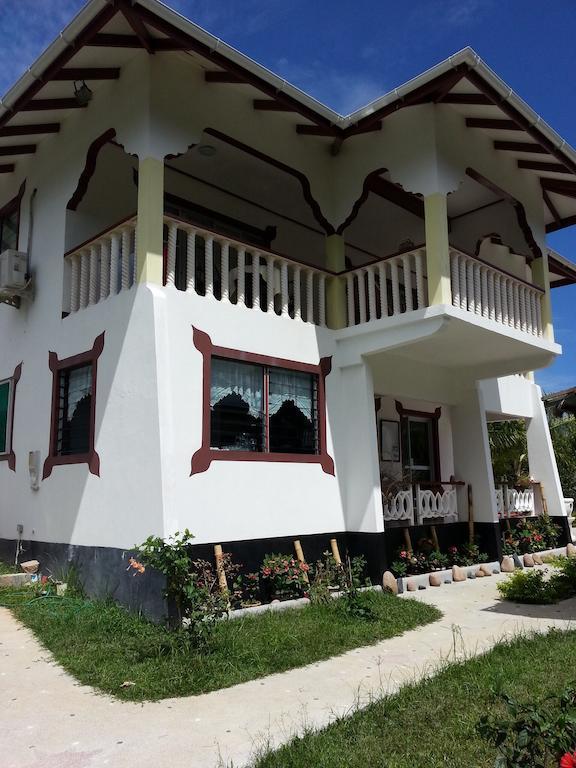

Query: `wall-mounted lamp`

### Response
(197, 144, 217, 157)
(74, 80, 93, 107)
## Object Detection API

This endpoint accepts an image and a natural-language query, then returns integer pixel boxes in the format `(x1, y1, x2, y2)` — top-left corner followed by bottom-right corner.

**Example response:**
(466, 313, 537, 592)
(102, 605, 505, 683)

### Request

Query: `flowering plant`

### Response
(561, 752, 576, 768)
(232, 571, 261, 607)
(261, 553, 309, 600)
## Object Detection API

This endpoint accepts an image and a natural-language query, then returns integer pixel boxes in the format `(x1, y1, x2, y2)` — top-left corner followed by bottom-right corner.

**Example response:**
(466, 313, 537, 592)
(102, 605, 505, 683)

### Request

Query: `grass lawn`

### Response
(0, 560, 18, 575)
(255, 628, 576, 768)
(0, 586, 439, 701)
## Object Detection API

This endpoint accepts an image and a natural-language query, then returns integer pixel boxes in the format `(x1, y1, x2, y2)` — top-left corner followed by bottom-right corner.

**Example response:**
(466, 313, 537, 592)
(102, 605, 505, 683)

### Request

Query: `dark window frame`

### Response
(191, 326, 334, 475)
(43, 333, 104, 480)
(0, 182, 25, 253)
(0, 362, 22, 472)
(210, 357, 319, 455)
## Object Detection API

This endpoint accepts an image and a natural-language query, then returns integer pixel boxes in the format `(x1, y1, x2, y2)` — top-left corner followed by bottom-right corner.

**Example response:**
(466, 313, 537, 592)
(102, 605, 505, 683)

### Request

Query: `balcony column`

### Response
(531, 254, 554, 341)
(325, 234, 347, 329)
(424, 192, 452, 306)
(135, 156, 164, 284)
(526, 384, 566, 518)
(451, 384, 501, 559)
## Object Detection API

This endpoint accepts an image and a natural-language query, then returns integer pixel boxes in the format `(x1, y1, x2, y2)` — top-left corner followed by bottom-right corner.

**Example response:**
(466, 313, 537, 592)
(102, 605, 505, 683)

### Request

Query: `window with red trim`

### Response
(210, 357, 319, 455)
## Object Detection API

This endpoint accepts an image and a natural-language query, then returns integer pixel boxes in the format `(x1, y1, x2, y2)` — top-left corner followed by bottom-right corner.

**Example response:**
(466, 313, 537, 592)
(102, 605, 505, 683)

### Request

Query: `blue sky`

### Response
(1, 0, 575, 391)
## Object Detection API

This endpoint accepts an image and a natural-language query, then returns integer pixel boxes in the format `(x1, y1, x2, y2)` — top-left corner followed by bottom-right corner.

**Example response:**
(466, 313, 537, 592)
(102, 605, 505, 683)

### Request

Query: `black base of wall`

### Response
(0, 531, 387, 621)
(383, 521, 503, 565)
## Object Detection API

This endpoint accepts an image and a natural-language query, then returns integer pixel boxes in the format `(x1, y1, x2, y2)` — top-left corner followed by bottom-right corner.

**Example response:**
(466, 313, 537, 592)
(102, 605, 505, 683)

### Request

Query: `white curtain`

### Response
(268, 369, 313, 420)
(210, 359, 263, 418)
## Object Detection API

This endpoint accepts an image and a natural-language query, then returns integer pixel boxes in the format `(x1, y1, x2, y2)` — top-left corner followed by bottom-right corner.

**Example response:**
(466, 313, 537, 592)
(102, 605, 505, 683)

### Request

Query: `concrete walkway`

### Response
(2, 572, 576, 768)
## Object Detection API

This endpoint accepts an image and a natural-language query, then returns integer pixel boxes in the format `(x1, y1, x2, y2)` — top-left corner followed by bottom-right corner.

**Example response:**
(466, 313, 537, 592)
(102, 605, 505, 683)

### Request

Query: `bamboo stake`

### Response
(214, 544, 228, 594)
(330, 538, 342, 565)
(430, 525, 440, 551)
(539, 482, 549, 516)
(293, 539, 310, 583)
(467, 484, 475, 545)
(403, 526, 413, 554)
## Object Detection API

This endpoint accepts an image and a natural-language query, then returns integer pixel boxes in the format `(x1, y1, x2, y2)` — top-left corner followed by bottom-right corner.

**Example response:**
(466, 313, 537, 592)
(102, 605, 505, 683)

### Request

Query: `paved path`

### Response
(2, 572, 576, 768)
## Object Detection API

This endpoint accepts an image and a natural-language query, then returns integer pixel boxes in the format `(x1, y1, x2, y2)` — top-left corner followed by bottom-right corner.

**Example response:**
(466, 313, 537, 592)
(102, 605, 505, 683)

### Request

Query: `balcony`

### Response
(64, 214, 548, 346)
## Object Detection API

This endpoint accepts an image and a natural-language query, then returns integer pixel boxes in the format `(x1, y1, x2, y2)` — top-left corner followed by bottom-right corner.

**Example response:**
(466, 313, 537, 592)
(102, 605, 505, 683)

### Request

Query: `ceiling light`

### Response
(74, 80, 93, 107)
(197, 144, 217, 157)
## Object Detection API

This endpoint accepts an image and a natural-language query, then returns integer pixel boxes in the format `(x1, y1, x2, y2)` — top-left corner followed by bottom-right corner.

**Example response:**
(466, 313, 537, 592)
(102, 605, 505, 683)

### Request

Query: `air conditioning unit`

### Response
(0, 249, 29, 295)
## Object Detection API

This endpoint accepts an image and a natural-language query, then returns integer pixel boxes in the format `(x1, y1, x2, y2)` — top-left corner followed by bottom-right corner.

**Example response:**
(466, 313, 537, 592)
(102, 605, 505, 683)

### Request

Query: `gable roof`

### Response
(2, 0, 576, 237)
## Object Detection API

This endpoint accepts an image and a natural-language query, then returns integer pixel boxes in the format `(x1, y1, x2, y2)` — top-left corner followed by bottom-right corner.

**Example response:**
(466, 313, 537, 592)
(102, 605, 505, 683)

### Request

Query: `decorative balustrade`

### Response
(383, 482, 459, 525)
(345, 247, 427, 327)
(496, 484, 536, 517)
(65, 216, 136, 313)
(163, 215, 327, 326)
(450, 249, 544, 337)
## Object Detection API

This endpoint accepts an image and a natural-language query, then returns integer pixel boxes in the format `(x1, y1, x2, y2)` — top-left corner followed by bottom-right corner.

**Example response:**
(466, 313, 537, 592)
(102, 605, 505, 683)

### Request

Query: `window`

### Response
(192, 327, 334, 475)
(210, 358, 318, 454)
(0, 378, 13, 456)
(55, 363, 93, 456)
(43, 333, 104, 479)
(0, 185, 24, 253)
(396, 401, 441, 484)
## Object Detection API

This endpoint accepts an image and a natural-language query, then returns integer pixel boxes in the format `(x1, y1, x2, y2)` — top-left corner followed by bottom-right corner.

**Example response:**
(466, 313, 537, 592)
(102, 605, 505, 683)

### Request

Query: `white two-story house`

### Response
(1, 0, 575, 610)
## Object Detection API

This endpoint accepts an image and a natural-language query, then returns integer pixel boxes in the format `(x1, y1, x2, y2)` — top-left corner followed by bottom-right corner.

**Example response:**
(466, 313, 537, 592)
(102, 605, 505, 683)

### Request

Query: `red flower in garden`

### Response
(560, 752, 576, 768)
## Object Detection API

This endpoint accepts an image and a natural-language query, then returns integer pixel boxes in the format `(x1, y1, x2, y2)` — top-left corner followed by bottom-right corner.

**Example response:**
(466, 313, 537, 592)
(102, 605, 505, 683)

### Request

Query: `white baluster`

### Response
(402, 253, 413, 312)
(121, 227, 131, 291)
(99, 238, 110, 301)
(346, 273, 354, 326)
(281, 261, 289, 317)
(390, 259, 401, 315)
(415, 250, 425, 309)
(358, 270, 367, 323)
(306, 270, 315, 324)
(529, 291, 537, 335)
(501, 278, 509, 325)
(266, 255, 275, 313)
(459, 255, 467, 310)
(110, 232, 120, 296)
(512, 282, 520, 328)
(131, 224, 137, 285)
(367, 266, 377, 321)
(293, 266, 302, 320)
(205, 236, 214, 298)
(519, 285, 527, 332)
(379, 262, 389, 317)
(535, 294, 543, 336)
(450, 252, 460, 308)
(186, 229, 196, 293)
(236, 247, 245, 306)
(487, 270, 495, 320)
(494, 273, 502, 323)
(252, 252, 260, 310)
(70, 254, 80, 312)
(466, 259, 474, 311)
(319, 273, 326, 326)
(473, 262, 481, 314)
(79, 250, 89, 309)
(88, 245, 98, 305)
(480, 266, 489, 318)
(166, 223, 177, 288)
(221, 241, 230, 303)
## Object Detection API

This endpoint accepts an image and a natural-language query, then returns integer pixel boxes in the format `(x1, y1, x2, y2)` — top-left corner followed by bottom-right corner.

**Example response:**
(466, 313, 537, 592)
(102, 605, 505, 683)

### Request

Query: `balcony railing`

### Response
(383, 482, 459, 526)
(65, 215, 136, 313)
(62, 217, 545, 342)
(163, 215, 328, 326)
(496, 484, 536, 517)
(450, 249, 544, 337)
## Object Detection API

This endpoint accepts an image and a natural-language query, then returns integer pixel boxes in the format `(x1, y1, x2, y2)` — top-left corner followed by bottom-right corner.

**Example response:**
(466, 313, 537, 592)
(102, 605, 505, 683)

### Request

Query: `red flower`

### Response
(560, 752, 576, 768)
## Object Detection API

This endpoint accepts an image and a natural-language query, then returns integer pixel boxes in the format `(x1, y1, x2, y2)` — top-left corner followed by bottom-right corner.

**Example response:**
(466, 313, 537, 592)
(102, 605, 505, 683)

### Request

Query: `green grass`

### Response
(0, 559, 18, 575)
(0, 587, 439, 701)
(254, 629, 576, 768)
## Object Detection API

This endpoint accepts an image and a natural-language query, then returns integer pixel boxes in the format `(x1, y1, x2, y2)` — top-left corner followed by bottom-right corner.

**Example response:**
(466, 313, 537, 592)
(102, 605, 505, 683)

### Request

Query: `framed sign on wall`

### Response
(380, 419, 400, 462)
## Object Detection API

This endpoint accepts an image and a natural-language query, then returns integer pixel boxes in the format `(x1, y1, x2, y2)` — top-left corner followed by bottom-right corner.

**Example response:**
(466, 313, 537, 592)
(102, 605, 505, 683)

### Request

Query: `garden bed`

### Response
(0, 585, 440, 702)
(254, 629, 576, 768)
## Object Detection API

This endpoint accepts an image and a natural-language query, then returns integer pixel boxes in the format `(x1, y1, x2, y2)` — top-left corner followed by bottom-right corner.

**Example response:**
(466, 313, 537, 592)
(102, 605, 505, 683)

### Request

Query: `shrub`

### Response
(133, 529, 233, 644)
(261, 553, 309, 600)
(232, 571, 261, 608)
(477, 685, 576, 767)
(497, 569, 556, 604)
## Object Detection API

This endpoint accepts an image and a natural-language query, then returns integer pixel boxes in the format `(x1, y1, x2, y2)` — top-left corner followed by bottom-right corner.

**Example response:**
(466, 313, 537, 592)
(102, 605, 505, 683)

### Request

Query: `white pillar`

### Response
(451, 385, 498, 524)
(339, 362, 384, 533)
(526, 384, 566, 517)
